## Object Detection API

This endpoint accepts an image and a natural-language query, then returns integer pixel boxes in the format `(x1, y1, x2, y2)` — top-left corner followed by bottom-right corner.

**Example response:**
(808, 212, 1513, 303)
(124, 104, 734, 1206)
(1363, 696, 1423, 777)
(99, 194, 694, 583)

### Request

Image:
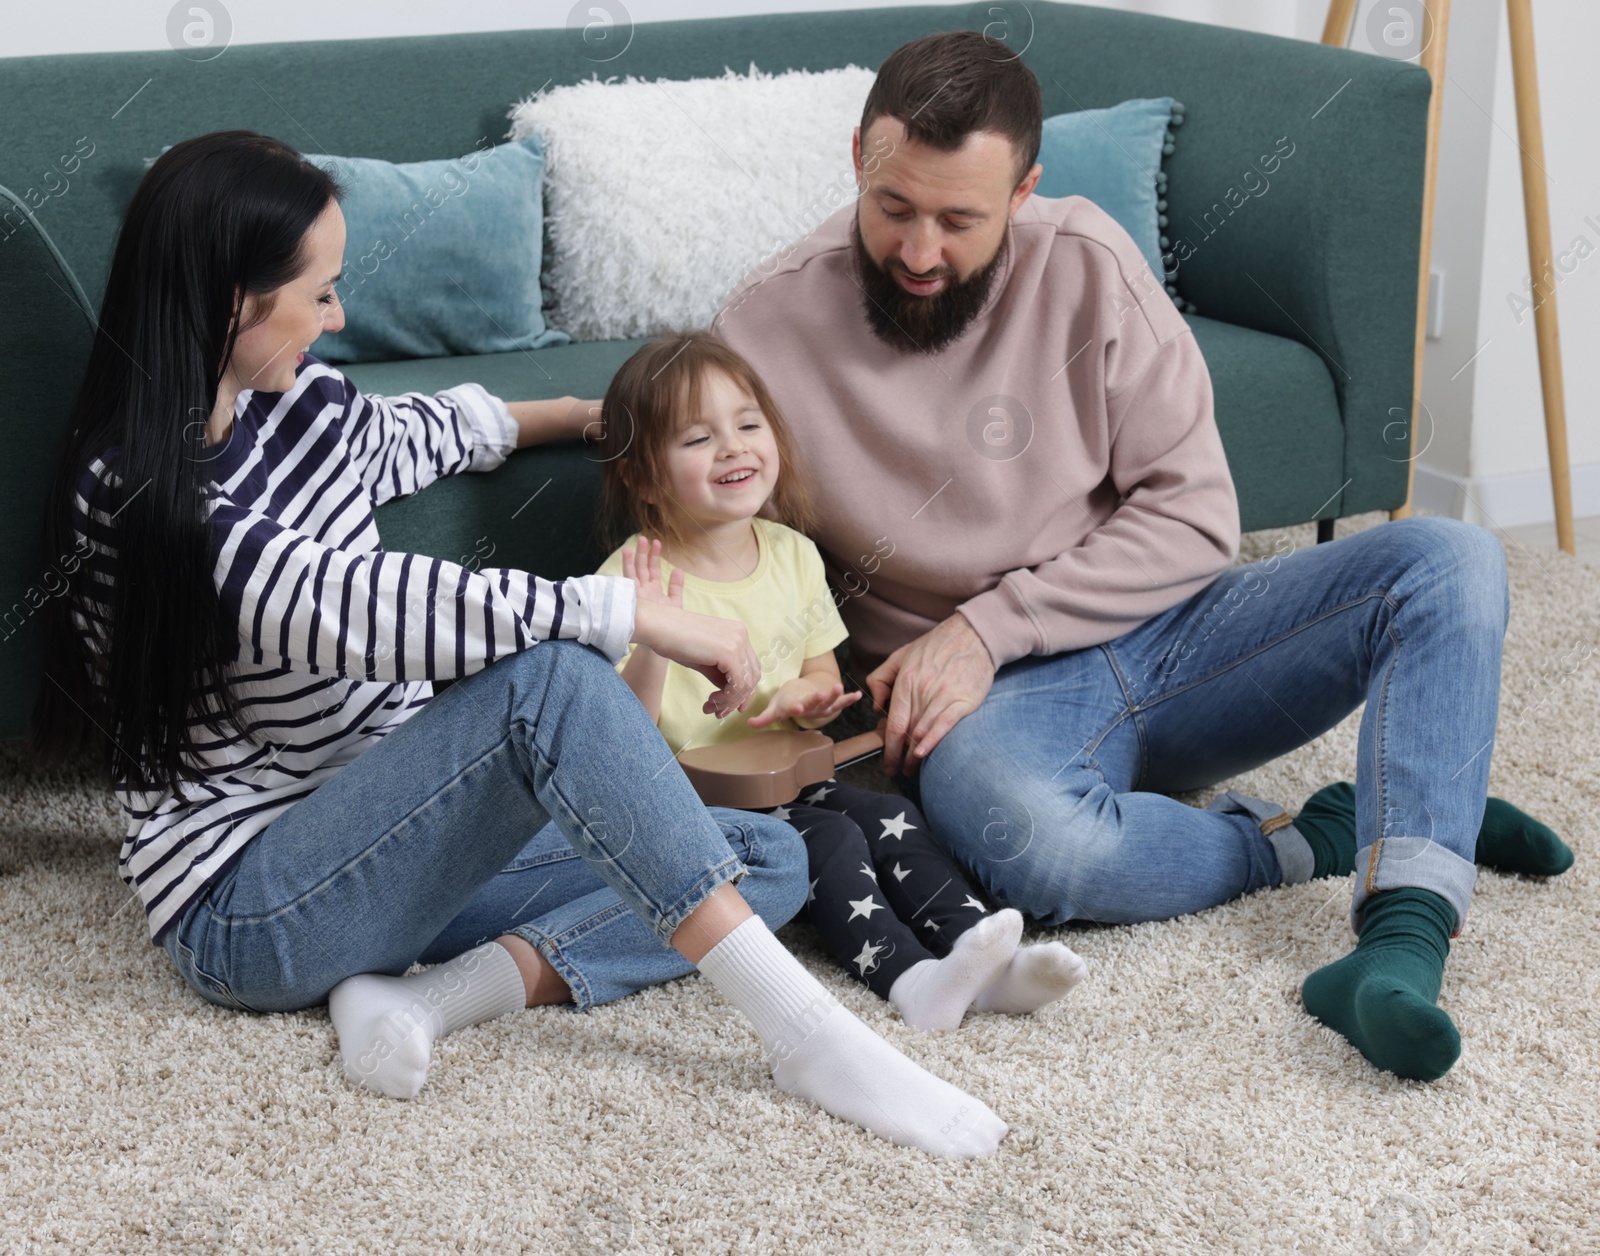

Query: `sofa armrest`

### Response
(0, 184, 96, 741)
(1024, 4, 1431, 518)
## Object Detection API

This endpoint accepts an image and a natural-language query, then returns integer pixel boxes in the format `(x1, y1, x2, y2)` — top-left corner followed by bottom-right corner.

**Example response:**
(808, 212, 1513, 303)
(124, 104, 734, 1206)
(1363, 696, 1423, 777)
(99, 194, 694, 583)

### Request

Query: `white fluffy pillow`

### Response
(508, 64, 877, 342)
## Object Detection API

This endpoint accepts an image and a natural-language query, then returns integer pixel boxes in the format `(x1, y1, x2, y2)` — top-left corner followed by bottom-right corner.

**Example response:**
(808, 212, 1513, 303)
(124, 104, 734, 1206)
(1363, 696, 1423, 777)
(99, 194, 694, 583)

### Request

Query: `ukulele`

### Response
(676, 717, 889, 809)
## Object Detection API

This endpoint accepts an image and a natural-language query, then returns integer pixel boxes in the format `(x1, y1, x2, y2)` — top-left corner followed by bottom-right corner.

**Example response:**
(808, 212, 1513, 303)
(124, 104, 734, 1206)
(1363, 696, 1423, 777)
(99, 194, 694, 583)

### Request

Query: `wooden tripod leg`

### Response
(1506, 0, 1576, 555)
(1320, 0, 1357, 46)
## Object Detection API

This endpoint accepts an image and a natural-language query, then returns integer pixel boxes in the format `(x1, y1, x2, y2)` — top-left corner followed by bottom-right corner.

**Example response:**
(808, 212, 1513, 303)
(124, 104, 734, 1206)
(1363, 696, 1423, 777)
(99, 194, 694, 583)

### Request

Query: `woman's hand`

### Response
(619, 536, 683, 609)
(630, 597, 762, 718)
(746, 678, 862, 729)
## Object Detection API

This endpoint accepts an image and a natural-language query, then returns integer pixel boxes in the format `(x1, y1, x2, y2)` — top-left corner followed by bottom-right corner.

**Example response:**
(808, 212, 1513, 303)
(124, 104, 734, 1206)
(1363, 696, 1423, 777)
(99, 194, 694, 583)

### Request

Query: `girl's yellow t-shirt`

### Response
(594, 517, 851, 755)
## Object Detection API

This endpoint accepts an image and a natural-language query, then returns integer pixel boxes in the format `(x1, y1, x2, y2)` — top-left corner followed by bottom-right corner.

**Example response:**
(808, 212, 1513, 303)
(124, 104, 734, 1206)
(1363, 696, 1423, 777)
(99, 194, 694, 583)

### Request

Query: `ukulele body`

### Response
(675, 720, 887, 809)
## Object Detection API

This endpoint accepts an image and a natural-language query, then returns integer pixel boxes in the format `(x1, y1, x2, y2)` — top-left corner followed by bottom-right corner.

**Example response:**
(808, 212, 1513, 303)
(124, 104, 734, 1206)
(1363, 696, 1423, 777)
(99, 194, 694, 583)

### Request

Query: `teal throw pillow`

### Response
(1034, 97, 1191, 313)
(304, 136, 570, 363)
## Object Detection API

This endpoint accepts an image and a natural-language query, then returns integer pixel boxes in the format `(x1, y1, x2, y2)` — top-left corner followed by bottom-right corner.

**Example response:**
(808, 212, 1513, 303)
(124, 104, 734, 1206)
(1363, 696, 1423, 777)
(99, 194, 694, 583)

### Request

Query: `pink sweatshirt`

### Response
(713, 193, 1241, 677)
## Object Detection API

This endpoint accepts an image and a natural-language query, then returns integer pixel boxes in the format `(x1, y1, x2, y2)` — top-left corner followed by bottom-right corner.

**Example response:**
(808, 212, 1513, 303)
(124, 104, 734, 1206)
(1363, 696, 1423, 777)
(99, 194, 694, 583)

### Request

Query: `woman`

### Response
(25, 131, 1004, 1158)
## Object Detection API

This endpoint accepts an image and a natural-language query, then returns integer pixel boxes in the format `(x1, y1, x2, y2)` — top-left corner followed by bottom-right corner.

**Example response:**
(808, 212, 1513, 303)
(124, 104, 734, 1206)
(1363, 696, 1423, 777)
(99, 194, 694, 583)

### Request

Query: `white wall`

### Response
(1409, 0, 1499, 483)
(1340, 0, 1594, 527)
(1464, 0, 1599, 522)
(9, 1, 1584, 525)
(5, 0, 1329, 55)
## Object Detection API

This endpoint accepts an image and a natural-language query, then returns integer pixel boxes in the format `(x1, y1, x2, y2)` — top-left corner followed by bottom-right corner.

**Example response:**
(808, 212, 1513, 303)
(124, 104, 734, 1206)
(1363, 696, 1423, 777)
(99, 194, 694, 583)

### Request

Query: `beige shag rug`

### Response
(3, 511, 1596, 1255)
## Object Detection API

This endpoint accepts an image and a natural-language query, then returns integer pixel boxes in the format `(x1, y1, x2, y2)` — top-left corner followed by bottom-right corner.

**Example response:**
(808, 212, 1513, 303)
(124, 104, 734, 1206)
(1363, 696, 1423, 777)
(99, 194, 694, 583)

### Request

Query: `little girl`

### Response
(590, 330, 1086, 1031)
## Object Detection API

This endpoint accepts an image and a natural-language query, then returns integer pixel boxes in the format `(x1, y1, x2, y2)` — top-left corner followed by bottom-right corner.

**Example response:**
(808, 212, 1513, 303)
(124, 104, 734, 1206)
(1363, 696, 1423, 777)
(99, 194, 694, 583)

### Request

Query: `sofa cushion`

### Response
(303, 137, 569, 363)
(508, 63, 879, 342)
(1034, 97, 1186, 307)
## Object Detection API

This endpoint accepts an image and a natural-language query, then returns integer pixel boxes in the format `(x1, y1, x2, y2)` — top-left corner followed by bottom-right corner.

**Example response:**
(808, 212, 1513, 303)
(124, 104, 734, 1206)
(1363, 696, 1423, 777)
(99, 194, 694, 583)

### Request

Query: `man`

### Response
(712, 29, 1572, 1083)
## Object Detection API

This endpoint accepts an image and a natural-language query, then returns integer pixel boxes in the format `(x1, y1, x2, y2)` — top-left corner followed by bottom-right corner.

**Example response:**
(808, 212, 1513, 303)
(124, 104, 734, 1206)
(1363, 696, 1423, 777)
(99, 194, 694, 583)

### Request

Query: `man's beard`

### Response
(850, 213, 1009, 355)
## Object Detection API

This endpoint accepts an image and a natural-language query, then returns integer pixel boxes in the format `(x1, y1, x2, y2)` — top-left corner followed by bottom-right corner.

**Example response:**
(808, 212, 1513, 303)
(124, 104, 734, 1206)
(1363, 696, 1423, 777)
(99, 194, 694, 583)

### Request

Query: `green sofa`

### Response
(0, 2, 1430, 741)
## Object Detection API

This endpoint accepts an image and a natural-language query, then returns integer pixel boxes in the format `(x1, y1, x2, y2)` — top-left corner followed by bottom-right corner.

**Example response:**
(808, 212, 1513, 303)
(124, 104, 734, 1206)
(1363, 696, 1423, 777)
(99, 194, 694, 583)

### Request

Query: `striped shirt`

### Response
(69, 354, 637, 945)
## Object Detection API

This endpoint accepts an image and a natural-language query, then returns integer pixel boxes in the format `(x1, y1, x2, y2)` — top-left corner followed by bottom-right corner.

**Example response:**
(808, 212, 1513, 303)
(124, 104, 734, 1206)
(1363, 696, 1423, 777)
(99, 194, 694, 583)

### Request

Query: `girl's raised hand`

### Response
(746, 679, 863, 729)
(620, 536, 683, 609)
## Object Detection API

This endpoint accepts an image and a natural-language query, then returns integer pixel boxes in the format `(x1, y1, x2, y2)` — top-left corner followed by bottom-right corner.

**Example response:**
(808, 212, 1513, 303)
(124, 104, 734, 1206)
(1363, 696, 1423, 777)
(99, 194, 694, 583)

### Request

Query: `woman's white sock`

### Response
(328, 940, 528, 1099)
(695, 916, 1007, 1158)
(972, 941, 1088, 1015)
(888, 909, 1024, 1031)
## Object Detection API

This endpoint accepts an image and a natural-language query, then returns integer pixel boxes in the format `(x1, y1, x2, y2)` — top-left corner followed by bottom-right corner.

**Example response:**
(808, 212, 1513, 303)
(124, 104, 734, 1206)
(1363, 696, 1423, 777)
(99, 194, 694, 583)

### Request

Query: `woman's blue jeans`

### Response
(897, 517, 1509, 937)
(161, 639, 810, 1013)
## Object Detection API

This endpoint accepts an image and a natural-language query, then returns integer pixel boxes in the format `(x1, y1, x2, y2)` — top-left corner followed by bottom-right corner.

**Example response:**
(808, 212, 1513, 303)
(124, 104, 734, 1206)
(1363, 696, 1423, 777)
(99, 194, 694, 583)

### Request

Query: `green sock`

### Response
(1301, 887, 1460, 1081)
(1289, 782, 1358, 878)
(1476, 796, 1574, 875)
(1291, 784, 1574, 877)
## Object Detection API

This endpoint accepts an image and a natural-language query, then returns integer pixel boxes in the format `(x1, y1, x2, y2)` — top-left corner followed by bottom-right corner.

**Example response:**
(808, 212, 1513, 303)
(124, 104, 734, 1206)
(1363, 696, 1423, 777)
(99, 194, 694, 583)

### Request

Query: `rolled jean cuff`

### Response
(1206, 789, 1314, 886)
(509, 857, 748, 1011)
(512, 913, 614, 1012)
(642, 854, 748, 946)
(1351, 838, 1477, 937)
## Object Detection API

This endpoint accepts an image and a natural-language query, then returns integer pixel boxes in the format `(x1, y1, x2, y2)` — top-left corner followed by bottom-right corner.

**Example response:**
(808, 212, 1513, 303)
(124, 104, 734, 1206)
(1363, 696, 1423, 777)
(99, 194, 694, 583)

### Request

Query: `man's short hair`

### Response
(860, 30, 1044, 190)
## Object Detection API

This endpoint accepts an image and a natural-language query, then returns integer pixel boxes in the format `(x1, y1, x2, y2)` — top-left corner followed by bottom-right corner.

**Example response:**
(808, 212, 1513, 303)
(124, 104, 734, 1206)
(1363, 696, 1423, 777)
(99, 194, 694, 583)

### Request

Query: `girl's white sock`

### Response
(328, 940, 528, 1099)
(972, 941, 1088, 1015)
(888, 909, 1024, 1031)
(695, 916, 1007, 1158)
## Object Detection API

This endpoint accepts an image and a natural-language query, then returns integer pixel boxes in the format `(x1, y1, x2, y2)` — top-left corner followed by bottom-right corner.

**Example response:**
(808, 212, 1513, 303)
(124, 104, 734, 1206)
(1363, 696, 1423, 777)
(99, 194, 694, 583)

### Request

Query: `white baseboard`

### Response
(1410, 460, 1600, 527)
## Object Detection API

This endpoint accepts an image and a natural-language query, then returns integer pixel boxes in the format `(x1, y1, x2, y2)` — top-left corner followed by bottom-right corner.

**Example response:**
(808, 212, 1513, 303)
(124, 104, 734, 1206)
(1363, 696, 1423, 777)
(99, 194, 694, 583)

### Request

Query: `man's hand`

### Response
(865, 613, 995, 777)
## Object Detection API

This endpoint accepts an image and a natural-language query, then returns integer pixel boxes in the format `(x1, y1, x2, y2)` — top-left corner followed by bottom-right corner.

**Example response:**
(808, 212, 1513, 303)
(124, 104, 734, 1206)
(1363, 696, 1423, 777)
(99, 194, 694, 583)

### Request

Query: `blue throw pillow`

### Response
(304, 136, 570, 363)
(1033, 97, 1191, 313)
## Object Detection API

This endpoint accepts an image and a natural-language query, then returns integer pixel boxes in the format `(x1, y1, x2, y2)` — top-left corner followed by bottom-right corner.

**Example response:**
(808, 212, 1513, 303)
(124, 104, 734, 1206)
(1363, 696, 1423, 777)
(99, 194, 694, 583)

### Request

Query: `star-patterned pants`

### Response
(752, 777, 991, 1001)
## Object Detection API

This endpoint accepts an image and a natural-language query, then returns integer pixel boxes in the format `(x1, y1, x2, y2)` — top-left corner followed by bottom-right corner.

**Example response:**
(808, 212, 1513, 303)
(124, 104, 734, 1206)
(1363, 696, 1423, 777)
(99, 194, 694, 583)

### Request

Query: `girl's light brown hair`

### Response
(594, 330, 818, 556)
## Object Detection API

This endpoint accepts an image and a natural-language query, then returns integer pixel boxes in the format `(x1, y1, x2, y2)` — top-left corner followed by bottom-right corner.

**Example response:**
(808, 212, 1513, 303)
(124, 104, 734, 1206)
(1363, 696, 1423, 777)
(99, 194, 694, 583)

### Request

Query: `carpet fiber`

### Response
(3, 511, 1596, 1254)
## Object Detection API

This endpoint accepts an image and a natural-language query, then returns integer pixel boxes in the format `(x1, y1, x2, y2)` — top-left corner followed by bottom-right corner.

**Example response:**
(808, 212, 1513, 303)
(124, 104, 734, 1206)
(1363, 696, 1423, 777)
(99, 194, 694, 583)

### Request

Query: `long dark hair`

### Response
(26, 131, 342, 797)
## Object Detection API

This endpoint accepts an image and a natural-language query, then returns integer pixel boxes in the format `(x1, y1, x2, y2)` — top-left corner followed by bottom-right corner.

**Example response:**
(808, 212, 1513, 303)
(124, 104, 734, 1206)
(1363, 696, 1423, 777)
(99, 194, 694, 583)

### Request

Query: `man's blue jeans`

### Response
(161, 639, 810, 1013)
(896, 517, 1508, 937)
